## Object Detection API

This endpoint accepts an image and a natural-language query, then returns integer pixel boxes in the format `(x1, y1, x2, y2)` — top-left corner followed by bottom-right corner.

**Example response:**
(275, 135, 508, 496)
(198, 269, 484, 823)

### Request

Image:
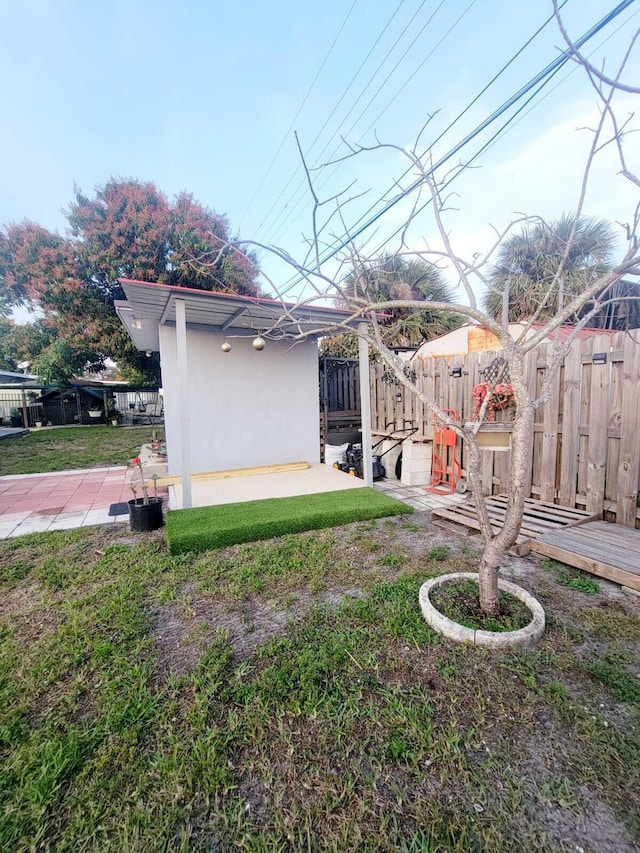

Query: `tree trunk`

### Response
(476, 348, 535, 615)
(478, 543, 502, 616)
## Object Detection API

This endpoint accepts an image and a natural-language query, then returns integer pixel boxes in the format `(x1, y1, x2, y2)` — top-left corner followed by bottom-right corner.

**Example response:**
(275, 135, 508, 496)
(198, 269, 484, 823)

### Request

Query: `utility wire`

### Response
(237, 0, 359, 230)
(312, 0, 571, 250)
(274, 0, 572, 255)
(362, 2, 640, 262)
(257, 0, 435, 242)
(251, 0, 409, 239)
(267, 0, 481, 249)
(275, 0, 635, 297)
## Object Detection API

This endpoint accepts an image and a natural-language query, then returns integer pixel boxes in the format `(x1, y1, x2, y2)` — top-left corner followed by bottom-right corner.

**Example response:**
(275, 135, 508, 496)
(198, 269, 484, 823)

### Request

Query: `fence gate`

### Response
(319, 357, 361, 460)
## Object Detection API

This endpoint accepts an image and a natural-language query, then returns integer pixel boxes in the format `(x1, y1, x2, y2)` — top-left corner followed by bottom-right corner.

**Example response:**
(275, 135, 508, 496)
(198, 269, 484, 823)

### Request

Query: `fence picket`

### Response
(617, 334, 640, 526)
(325, 334, 639, 525)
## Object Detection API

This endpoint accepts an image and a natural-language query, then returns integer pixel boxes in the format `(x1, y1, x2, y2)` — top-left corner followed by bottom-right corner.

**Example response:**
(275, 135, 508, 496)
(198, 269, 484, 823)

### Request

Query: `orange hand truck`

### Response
(427, 409, 464, 494)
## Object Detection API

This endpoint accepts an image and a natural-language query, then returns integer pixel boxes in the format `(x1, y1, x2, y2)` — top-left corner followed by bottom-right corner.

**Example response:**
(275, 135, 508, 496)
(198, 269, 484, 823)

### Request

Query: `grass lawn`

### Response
(166, 487, 413, 553)
(1, 518, 639, 850)
(0, 426, 162, 476)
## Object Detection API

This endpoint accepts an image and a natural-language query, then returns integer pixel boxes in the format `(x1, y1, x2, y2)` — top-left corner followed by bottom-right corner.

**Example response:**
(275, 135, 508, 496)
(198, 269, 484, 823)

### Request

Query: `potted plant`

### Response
(87, 401, 103, 420)
(109, 407, 122, 426)
(127, 458, 163, 532)
(9, 408, 24, 428)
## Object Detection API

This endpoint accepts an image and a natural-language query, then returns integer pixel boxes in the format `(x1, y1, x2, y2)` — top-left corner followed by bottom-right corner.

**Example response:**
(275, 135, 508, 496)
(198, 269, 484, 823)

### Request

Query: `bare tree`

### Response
(193, 7, 640, 615)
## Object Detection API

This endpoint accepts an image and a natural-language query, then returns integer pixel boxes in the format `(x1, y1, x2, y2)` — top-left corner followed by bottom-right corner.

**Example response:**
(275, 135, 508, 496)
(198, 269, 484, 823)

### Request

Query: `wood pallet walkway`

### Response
(531, 520, 640, 593)
(431, 495, 598, 556)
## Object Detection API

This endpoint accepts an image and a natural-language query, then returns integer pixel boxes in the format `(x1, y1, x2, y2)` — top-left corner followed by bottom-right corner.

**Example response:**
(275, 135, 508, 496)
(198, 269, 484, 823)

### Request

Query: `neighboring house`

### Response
(0, 369, 37, 384)
(414, 322, 619, 359)
(116, 279, 360, 505)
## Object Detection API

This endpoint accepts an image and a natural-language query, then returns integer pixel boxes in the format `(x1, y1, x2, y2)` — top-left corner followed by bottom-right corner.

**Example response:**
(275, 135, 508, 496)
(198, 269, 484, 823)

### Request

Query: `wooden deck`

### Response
(531, 520, 640, 593)
(431, 495, 598, 556)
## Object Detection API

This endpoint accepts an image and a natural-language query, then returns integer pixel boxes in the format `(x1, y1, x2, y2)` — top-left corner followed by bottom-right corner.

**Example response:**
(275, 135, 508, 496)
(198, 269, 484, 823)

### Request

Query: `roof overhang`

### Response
(115, 279, 355, 352)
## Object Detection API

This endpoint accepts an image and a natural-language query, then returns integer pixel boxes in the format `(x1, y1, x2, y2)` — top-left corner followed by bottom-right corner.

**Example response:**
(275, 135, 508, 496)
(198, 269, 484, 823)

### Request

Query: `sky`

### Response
(1, 0, 639, 312)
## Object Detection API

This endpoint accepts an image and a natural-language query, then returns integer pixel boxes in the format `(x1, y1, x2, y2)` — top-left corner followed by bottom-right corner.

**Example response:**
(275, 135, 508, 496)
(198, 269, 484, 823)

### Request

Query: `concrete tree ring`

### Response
(419, 571, 545, 649)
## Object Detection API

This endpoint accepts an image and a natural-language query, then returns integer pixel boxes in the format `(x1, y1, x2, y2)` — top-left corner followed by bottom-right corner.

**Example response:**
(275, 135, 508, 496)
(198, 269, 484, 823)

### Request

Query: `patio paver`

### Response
(0, 465, 168, 538)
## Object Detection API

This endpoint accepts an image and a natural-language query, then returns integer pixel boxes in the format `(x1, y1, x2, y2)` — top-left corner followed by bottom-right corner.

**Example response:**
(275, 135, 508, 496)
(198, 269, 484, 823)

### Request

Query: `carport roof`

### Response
(115, 279, 355, 352)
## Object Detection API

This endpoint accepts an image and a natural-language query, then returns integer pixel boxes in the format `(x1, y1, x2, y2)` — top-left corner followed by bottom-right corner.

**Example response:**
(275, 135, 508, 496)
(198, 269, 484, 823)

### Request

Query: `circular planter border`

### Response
(419, 571, 545, 649)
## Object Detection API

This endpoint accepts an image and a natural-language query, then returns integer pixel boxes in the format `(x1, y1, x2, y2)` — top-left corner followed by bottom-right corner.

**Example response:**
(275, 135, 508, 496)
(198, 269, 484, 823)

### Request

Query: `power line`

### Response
(275, 0, 635, 297)
(257, 0, 437, 243)
(359, 3, 640, 261)
(266, 0, 472, 247)
(236, 0, 359, 230)
(274, 0, 571, 255)
(250, 0, 410, 239)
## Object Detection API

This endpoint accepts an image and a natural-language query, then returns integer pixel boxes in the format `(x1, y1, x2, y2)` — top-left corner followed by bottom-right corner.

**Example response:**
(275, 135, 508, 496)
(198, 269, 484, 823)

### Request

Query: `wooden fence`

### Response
(368, 332, 640, 526)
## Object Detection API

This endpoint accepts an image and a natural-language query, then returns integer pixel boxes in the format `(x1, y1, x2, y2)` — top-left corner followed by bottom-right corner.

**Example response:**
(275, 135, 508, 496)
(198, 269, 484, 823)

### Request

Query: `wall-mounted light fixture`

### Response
(592, 352, 607, 364)
(132, 319, 142, 330)
(395, 391, 403, 403)
(451, 367, 463, 378)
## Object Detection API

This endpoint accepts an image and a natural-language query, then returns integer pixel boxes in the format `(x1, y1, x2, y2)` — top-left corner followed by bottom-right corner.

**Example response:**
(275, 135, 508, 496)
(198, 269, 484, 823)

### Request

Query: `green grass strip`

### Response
(166, 487, 413, 554)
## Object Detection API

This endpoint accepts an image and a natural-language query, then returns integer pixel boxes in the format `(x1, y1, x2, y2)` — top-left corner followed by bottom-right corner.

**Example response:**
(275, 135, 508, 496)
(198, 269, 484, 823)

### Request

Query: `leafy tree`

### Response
(0, 179, 260, 381)
(31, 339, 79, 386)
(483, 215, 615, 322)
(319, 333, 360, 360)
(0, 317, 53, 371)
(324, 255, 460, 358)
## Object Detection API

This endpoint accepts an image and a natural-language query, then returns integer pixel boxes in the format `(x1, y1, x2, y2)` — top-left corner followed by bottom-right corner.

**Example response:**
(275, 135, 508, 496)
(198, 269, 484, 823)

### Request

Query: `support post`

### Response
(21, 389, 29, 429)
(175, 299, 192, 509)
(358, 322, 373, 487)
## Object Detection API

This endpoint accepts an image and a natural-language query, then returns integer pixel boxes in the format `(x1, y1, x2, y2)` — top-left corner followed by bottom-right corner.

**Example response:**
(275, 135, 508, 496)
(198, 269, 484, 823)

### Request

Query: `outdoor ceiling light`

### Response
(252, 335, 266, 351)
(221, 340, 232, 353)
(592, 352, 607, 364)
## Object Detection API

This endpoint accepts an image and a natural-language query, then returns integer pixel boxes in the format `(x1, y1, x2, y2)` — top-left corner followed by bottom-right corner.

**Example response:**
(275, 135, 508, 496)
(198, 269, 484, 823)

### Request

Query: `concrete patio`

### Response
(168, 463, 365, 510)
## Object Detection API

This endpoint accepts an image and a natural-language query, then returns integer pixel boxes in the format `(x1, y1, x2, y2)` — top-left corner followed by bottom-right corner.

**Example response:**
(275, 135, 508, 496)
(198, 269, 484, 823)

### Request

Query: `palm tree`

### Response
(340, 254, 461, 347)
(483, 215, 616, 323)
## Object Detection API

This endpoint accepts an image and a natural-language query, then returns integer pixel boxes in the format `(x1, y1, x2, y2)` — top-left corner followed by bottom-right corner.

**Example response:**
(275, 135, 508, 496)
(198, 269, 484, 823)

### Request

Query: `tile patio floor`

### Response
(0, 467, 168, 539)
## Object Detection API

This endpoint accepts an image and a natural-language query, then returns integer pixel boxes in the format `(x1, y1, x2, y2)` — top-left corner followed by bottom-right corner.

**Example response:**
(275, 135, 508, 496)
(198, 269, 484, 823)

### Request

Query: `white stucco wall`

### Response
(159, 325, 320, 474)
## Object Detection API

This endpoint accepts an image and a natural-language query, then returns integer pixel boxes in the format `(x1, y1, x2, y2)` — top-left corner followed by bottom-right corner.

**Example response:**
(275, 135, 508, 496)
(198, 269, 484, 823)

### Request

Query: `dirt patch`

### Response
(151, 584, 367, 678)
(537, 795, 638, 852)
(0, 580, 50, 620)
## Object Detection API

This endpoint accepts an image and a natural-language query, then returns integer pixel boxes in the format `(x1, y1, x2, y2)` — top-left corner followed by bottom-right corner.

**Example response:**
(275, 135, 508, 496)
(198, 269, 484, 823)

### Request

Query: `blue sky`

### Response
(1, 0, 638, 302)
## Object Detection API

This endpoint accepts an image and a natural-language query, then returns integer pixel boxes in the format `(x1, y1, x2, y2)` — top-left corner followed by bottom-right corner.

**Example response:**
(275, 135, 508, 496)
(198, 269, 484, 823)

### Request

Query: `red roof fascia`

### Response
(529, 322, 618, 343)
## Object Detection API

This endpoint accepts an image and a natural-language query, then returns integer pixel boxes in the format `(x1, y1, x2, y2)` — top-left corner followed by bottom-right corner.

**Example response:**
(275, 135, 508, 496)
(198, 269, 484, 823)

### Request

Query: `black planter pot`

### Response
(128, 497, 164, 532)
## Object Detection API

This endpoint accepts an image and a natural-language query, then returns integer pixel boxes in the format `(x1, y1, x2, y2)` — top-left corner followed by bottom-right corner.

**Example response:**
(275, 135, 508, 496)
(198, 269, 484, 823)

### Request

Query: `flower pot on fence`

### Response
(88, 410, 102, 420)
(127, 497, 164, 532)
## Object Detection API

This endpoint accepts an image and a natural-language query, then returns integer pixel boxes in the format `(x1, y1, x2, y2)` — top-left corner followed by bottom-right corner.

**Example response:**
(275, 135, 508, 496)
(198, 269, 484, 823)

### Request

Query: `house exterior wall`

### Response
(159, 325, 320, 474)
(415, 324, 531, 358)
